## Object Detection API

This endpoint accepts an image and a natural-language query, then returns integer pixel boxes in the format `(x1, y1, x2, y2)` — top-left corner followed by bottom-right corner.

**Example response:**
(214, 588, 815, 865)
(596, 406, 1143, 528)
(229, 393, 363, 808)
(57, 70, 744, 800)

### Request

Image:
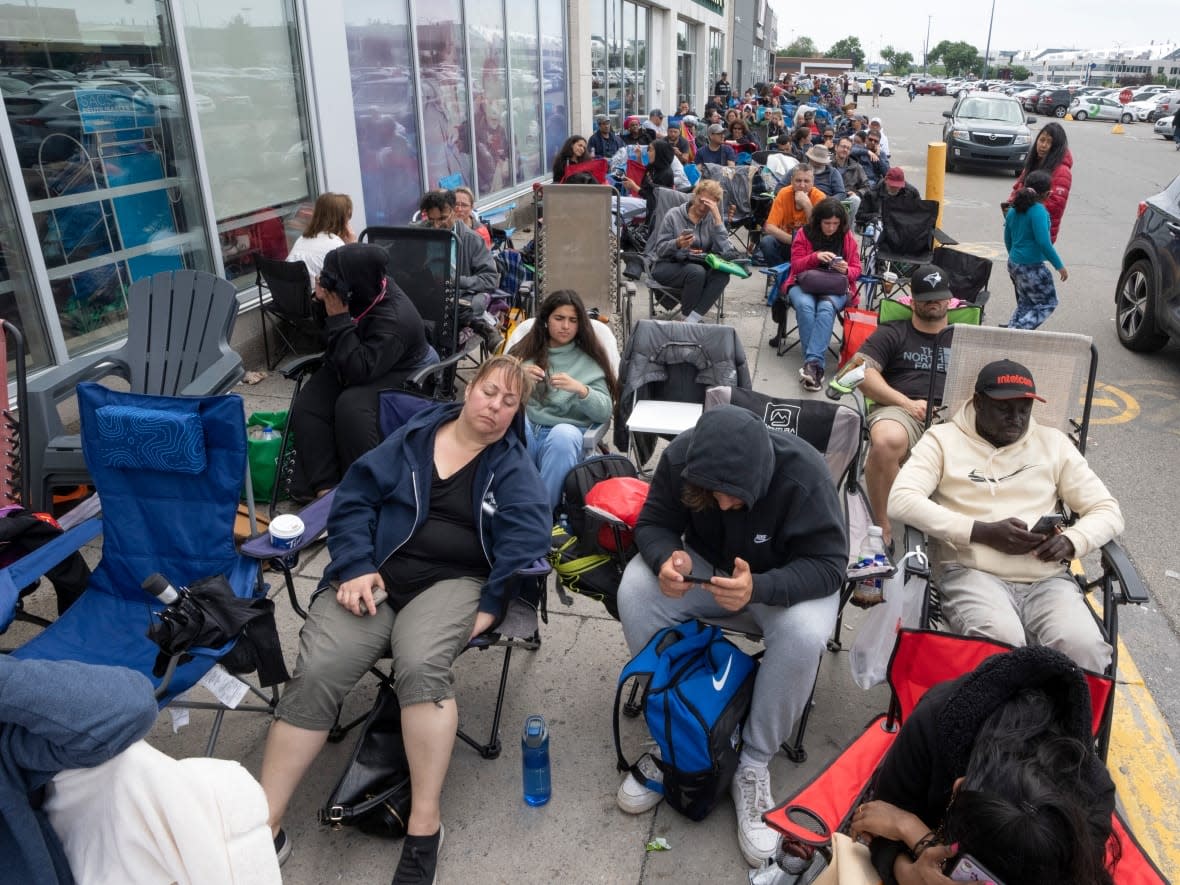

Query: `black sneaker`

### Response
(392, 825, 444, 885)
(273, 828, 292, 867)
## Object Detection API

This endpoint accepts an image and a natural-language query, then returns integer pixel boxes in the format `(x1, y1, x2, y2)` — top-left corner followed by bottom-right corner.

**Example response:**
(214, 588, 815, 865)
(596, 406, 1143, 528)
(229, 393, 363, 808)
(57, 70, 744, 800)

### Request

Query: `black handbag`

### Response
(319, 683, 412, 837)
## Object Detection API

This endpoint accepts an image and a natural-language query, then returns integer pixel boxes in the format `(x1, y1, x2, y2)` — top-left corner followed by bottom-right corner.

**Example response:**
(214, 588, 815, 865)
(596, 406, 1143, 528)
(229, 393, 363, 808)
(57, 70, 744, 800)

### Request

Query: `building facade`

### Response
(728, 0, 775, 96)
(0, 0, 728, 378)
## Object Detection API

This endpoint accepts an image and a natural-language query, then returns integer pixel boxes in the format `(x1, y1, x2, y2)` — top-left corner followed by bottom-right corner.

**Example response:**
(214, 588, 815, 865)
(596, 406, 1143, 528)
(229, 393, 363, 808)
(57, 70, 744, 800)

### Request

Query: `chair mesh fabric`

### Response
(935, 324, 1093, 438)
(535, 184, 620, 318)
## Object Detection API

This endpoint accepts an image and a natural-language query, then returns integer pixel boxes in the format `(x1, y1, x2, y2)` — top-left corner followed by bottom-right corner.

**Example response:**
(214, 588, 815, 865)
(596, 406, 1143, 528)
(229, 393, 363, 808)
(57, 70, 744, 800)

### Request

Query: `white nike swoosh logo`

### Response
(713, 654, 733, 692)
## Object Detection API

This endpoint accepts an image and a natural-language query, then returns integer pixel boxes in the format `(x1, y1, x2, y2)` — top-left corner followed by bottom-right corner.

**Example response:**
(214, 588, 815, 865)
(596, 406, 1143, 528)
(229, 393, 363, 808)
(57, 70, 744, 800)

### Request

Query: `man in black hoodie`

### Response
(615, 406, 847, 868)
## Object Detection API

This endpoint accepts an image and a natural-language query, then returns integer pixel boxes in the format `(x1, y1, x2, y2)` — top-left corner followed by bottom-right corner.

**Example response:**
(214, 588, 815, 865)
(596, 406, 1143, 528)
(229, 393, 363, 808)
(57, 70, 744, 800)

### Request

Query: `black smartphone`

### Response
(946, 853, 1004, 883)
(682, 572, 716, 585)
(1030, 514, 1065, 534)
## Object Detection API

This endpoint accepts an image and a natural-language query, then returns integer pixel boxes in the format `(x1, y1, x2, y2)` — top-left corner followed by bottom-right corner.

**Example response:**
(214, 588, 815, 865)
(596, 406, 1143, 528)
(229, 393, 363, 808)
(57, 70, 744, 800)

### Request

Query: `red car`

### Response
(914, 80, 946, 96)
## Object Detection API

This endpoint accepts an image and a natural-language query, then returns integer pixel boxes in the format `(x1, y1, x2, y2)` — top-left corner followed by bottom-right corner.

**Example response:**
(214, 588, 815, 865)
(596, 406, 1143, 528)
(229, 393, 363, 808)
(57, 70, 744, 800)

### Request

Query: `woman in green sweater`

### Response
(509, 290, 617, 511)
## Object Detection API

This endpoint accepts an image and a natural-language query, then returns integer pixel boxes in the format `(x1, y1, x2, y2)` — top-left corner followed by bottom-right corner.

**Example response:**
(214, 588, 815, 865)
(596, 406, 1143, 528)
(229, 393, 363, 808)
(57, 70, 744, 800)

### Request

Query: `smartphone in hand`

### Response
(946, 853, 1004, 883)
(1030, 514, 1064, 535)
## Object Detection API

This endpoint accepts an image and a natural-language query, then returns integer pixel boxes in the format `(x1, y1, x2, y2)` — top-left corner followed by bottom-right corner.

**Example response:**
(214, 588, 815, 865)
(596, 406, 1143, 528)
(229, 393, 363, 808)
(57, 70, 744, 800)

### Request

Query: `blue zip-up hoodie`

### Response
(325, 402, 550, 617)
(0, 658, 157, 885)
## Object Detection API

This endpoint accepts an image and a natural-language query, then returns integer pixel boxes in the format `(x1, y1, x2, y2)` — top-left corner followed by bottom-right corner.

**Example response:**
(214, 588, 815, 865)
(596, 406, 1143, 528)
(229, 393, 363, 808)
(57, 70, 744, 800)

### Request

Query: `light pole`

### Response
(982, 0, 996, 80)
(924, 15, 932, 75)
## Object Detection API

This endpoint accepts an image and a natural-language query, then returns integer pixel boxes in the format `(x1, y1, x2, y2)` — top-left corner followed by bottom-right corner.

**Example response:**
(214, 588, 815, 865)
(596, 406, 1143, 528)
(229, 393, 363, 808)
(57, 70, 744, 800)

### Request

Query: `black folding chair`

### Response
(255, 254, 323, 370)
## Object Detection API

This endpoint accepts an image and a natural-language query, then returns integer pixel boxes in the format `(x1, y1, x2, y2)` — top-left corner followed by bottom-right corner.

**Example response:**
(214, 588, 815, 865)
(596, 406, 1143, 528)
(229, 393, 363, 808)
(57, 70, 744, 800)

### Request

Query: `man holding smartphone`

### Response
(615, 406, 847, 868)
(889, 360, 1124, 672)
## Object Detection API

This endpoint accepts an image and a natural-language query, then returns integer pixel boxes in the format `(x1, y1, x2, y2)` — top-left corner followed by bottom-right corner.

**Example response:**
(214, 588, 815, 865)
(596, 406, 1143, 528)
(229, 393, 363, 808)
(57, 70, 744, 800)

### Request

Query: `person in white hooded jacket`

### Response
(888, 359, 1123, 673)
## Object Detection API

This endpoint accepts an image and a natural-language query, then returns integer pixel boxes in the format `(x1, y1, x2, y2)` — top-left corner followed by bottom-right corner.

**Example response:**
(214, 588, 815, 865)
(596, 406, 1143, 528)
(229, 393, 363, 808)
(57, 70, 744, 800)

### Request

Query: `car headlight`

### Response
(950, 128, 971, 141)
(1013, 134, 1030, 145)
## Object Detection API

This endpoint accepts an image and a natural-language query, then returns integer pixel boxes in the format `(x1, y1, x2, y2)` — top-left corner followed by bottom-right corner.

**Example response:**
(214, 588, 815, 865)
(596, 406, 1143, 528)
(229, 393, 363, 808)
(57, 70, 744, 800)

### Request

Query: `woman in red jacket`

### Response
(783, 198, 862, 391)
(1007, 122, 1072, 242)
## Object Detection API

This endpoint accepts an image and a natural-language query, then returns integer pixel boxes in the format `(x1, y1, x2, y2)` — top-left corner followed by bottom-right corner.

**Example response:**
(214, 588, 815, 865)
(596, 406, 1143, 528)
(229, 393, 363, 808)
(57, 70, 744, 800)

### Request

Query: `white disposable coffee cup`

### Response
(269, 513, 305, 550)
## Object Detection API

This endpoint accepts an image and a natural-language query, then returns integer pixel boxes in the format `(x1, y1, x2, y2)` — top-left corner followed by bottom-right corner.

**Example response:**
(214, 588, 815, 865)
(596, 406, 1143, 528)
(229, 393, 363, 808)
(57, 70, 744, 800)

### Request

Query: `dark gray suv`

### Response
(1115, 173, 1180, 351)
(942, 94, 1036, 174)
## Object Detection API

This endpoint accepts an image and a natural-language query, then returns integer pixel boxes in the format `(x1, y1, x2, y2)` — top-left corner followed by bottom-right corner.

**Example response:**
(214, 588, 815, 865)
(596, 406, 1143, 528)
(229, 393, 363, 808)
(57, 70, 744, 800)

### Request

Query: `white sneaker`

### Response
(731, 764, 779, 867)
(616, 753, 664, 814)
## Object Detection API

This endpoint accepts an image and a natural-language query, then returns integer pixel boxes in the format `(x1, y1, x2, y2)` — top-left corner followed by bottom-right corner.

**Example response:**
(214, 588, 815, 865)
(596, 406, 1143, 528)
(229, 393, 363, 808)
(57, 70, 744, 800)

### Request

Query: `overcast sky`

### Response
(767, 0, 1180, 65)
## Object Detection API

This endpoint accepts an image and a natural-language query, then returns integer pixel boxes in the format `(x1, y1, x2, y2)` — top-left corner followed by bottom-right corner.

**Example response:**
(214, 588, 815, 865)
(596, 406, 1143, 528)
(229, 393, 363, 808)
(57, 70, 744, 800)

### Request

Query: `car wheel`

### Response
(944, 149, 956, 173)
(1115, 258, 1169, 352)
(1075, 110, 1087, 120)
(1121, 113, 1133, 124)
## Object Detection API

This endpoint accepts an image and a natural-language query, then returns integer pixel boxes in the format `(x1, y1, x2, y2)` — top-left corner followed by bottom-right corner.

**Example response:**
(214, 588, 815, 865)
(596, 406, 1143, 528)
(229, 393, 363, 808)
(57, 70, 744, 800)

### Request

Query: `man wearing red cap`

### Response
(855, 165, 919, 228)
(888, 360, 1123, 672)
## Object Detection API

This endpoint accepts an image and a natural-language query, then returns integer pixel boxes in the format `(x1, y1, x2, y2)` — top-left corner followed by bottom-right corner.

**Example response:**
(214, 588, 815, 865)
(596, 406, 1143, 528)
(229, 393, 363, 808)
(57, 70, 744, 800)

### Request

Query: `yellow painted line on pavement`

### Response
(1107, 638, 1180, 874)
(1089, 382, 1141, 426)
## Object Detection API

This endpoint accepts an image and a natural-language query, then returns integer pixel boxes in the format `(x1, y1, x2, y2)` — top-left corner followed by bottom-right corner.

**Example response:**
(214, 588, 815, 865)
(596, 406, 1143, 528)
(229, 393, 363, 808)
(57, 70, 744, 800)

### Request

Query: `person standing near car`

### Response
(1006, 122, 1072, 242)
(1173, 112, 1180, 150)
(1004, 171, 1068, 330)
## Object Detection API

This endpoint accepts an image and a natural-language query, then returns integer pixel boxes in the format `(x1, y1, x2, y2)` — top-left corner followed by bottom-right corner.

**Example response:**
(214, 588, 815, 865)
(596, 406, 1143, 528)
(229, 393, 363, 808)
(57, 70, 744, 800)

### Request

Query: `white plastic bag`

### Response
(849, 551, 928, 690)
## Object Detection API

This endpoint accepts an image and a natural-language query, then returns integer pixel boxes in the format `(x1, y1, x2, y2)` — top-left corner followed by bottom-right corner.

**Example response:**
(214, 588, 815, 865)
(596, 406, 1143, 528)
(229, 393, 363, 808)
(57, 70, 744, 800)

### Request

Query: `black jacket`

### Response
(634, 405, 846, 607)
(869, 645, 1116, 884)
(323, 279, 430, 388)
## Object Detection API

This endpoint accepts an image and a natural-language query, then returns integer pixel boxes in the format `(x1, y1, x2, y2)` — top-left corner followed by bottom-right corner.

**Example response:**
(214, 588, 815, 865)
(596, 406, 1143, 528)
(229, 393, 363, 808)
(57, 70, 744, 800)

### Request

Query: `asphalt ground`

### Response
(8, 92, 1180, 883)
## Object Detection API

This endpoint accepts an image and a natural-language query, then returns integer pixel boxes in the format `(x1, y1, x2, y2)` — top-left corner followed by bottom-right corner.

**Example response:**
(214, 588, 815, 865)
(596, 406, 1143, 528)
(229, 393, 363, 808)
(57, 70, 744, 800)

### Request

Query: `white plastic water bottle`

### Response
(852, 526, 888, 605)
(260, 424, 277, 440)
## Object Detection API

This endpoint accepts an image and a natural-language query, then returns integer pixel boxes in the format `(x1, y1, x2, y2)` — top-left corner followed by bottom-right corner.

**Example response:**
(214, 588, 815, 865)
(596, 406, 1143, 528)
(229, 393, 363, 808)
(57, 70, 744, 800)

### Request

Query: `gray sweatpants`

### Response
(617, 550, 839, 766)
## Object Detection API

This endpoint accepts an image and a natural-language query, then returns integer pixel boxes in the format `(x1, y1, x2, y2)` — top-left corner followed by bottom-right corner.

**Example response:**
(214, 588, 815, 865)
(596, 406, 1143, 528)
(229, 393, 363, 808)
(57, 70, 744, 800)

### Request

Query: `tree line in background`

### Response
(777, 35, 990, 78)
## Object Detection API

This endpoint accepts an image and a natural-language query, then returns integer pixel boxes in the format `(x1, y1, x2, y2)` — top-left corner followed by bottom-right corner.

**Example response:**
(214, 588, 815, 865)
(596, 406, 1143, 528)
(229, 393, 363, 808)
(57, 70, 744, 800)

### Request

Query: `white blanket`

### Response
(44, 741, 280, 885)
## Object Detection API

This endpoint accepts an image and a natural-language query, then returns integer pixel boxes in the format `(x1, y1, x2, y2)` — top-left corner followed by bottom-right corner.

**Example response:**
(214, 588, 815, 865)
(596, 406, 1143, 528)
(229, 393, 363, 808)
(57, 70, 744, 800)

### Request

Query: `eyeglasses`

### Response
(425, 211, 453, 229)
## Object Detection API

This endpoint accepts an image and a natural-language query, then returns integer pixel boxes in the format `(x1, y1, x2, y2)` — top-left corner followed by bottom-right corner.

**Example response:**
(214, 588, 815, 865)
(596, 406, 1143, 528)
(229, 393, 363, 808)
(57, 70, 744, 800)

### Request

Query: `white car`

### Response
(1155, 115, 1176, 139)
(1070, 95, 1134, 123)
(1126, 93, 1171, 122)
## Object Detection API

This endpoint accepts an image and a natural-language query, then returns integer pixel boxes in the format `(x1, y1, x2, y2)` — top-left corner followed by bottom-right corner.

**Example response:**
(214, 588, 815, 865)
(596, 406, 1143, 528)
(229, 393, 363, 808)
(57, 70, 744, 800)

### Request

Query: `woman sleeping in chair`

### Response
(849, 645, 1116, 885)
(509, 290, 618, 512)
(260, 356, 550, 884)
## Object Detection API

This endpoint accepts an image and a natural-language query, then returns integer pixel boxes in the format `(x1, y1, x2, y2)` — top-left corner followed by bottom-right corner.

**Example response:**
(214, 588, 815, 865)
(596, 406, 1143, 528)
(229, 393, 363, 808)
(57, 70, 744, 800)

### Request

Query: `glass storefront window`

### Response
(709, 30, 724, 102)
(509, 2, 543, 183)
(0, 169, 51, 371)
(631, 3, 648, 115)
(466, 0, 510, 197)
(540, 0, 569, 166)
(590, 0, 608, 123)
(181, 1, 316, 289)
(0, 0, 214, 357)
(676, 20, 698, 112)
(344, 0, 422, 227)
(416, 0, 474, 191)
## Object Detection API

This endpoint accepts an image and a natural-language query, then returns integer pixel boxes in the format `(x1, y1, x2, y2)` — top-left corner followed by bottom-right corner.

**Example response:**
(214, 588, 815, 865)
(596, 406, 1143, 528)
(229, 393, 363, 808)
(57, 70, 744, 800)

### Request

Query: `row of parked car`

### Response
(1012, 83, 1180, 121)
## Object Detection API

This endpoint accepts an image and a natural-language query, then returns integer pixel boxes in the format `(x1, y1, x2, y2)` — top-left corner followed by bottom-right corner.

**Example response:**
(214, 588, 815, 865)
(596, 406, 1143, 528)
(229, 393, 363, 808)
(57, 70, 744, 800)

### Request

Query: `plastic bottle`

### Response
(852, 526, 889, 605)
(863, 221, 876, 240)
(260, 424, 277, 441)
(521, 715, 551, 806)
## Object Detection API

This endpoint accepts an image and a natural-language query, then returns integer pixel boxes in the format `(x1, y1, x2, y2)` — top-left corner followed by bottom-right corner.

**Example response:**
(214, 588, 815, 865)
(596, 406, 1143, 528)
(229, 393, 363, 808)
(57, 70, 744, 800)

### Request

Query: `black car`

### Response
(1115, 173, 1180, 351)
(1035, 88, 1075, 118)
(942, 94, 1035, 174)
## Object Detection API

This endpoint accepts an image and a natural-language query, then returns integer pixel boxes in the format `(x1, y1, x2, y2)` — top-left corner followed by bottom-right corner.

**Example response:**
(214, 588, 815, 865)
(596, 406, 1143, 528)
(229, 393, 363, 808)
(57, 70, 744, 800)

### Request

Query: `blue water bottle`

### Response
(521, 715, 551, 806)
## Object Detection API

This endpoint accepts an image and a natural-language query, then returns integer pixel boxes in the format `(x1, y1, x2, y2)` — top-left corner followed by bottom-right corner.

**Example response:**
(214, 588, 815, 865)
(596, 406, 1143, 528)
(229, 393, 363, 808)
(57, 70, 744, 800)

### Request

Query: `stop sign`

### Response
(1119, 88, 1133, 104)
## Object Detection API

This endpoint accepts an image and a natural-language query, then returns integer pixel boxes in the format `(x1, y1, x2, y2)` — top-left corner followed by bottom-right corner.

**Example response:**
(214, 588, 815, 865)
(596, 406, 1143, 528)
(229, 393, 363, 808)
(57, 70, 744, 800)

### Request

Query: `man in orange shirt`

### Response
(755, 165, 825, 266)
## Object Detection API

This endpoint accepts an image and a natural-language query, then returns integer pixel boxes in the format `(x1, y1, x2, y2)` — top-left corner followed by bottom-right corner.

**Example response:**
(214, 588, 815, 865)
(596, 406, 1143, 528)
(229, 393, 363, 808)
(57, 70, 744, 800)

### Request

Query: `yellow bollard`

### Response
(1064, 113, 1073, 121)
(1112, 123, 1125, 135)
(926, 142, 946, 230)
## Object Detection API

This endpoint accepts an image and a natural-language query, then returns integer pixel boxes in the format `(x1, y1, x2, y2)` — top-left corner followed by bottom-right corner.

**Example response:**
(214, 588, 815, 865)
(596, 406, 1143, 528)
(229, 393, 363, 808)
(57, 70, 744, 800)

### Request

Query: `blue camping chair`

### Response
(3, 383, 276, 753)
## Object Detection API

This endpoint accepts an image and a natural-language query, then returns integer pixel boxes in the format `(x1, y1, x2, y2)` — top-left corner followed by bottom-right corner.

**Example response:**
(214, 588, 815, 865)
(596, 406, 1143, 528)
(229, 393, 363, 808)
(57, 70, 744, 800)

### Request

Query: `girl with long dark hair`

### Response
(782, 198, 861, 391)
(552, 135, 588, 182)
(1007, 122, 1072, 242)
(1004, 170, 1069, 330)
(509, 290, 617, 510)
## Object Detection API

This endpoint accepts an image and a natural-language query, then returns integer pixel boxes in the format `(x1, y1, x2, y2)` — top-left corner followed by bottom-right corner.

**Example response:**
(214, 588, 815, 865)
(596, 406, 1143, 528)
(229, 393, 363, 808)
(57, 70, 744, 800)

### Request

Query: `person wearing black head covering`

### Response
(640, 139, 677, 224)
(288, 242, 435, 500)
(614, 405, 847, 867)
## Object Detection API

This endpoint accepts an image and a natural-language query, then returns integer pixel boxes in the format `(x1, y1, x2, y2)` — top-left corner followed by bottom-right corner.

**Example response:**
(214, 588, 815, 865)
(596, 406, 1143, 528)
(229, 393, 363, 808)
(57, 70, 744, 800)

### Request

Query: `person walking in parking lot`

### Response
(1004, 171, 1068, 330)
(1006, 122, 1072, 242)
(1173, 111, 1180, 150)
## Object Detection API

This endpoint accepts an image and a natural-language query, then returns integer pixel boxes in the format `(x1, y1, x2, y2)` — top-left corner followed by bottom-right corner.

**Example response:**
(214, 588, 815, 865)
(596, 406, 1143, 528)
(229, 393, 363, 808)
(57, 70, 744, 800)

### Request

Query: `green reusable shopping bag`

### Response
(245, 410, 289, 500)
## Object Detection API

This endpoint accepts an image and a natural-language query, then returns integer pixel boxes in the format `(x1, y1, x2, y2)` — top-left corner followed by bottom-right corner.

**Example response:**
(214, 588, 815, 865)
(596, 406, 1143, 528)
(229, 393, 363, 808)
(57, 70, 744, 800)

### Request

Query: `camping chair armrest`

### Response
(902, 524, 930, 579)
(933, 228, 958, 247)
(469, 559, 552, 649)
(242, 491, 334, 619)
(278, 352, 326, 382)
(180, 351, 246, 397)
(405, 347, 469, 390)
(25, 350, 130, 430)
(0, 517, 103, 630)
(1099, 539, 1149, 605)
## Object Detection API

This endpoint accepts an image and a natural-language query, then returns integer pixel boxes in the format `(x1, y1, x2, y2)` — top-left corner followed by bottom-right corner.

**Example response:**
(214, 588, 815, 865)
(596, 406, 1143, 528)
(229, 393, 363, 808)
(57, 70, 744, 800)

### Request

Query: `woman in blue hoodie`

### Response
(259, 355, 549, 885)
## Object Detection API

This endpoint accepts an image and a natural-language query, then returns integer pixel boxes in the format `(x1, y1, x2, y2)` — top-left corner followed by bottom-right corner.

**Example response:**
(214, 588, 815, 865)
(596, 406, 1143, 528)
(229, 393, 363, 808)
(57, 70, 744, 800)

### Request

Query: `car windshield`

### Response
(959, 99, 1023, 123)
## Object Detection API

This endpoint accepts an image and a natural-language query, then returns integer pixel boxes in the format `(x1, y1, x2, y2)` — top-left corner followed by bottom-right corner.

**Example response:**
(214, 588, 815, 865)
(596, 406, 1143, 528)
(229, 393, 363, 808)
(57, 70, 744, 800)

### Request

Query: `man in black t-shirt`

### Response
(856, 264, 954, 546)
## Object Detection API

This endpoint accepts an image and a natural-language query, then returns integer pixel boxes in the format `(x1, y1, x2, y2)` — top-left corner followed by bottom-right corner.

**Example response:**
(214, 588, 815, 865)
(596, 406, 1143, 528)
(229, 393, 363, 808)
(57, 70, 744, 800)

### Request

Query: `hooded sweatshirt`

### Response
(634, 405, 846, 607)
(888, 399, 1123, 582)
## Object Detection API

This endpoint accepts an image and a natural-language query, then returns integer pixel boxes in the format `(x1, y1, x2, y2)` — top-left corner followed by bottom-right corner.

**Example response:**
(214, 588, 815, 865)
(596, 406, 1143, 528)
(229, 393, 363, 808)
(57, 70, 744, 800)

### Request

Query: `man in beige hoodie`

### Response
(889, 359, 1123, 672)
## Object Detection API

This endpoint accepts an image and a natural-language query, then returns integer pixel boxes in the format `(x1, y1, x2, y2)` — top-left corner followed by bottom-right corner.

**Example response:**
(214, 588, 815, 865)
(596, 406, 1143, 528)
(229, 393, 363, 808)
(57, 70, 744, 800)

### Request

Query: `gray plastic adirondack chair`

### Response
(24, 270, 244, 512)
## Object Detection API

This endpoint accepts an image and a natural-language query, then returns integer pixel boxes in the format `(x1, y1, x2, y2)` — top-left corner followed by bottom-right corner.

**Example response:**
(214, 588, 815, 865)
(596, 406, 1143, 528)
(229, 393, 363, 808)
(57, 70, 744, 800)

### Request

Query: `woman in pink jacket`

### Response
(1007, 122, 1072, 242)
(783, 198, 862, 391)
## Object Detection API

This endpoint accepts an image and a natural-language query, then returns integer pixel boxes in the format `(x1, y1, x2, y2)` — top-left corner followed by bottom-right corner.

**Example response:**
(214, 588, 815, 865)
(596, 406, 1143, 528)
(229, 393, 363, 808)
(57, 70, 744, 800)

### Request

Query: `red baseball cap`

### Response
(885, 167, 905, 186)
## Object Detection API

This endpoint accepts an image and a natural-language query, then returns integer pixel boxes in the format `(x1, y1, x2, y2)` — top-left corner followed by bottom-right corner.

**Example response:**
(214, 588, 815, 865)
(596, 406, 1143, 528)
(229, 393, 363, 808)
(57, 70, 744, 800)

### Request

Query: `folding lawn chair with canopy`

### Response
(763, 629, 1168, 884)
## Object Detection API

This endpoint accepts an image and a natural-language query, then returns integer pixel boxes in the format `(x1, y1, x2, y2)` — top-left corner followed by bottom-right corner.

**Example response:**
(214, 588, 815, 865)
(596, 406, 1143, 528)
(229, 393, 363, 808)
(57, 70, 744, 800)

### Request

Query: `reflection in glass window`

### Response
(344, 0, 423, 226)
(416, 0, 473, 191)
(466, 0, 511, 197)
(0, 0, 213, 357)
(540, 0, 568, 168)
(510, 3, 543, 183)
(0, 173, 51, 371)
(590, 0, 608, 124)
(182, 1, 316, 289)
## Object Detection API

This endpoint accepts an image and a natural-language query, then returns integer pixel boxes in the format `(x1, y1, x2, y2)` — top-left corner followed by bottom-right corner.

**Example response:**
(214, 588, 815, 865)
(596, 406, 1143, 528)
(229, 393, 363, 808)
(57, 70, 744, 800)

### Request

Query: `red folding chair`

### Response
(763, 629, 1168, 884)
